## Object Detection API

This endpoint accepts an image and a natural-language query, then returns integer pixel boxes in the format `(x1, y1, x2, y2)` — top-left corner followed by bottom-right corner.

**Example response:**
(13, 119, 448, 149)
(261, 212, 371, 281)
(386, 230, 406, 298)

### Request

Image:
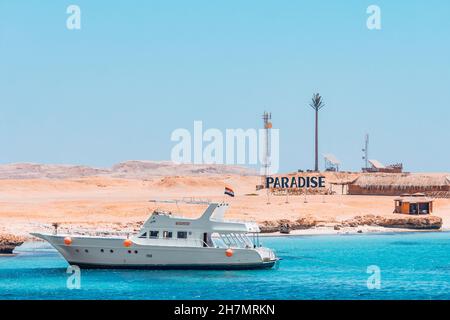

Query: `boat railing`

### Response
(53, 229, 133, 238)
(149, 198, 212, 205)
(212, 233, 254, 249)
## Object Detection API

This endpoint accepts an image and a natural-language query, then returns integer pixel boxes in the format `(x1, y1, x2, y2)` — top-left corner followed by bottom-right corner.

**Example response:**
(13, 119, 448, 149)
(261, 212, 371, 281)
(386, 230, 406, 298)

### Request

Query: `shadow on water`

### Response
(389, 241, 422, 246)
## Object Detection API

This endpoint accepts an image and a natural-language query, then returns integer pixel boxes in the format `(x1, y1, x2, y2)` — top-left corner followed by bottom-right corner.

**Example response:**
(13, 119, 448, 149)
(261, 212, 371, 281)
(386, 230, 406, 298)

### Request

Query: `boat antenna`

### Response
(149, 198, 211, 205)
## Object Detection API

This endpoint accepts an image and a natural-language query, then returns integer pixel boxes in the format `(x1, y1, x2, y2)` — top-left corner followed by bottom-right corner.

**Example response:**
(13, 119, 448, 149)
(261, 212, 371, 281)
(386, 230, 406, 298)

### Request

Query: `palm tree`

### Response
(309, 93, 325, 172)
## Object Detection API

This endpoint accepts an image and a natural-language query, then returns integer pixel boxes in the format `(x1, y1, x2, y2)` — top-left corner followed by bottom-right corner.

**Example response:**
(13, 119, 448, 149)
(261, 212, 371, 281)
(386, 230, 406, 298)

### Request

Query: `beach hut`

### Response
(348, 173, 450, 197)
(394, 193, 433, 215)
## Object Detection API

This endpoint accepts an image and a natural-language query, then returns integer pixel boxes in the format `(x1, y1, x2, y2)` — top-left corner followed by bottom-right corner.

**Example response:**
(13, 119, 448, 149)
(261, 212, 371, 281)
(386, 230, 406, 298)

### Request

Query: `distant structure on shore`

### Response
(362, 159, 403, 173)
(348, 173, 450, 197)
(360, 134, 403, 173)
(323, 154, 340, 172)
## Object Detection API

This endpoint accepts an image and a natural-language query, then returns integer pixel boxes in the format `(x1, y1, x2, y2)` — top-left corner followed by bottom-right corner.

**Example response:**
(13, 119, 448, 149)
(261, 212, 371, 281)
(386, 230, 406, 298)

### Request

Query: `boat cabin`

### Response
(134, 203, 261, 248)
(394, 193, 433, 215)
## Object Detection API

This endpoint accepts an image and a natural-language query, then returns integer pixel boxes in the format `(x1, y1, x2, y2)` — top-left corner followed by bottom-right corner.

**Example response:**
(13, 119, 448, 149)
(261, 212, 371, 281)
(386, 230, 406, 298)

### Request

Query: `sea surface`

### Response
(1, 232, 450, 300)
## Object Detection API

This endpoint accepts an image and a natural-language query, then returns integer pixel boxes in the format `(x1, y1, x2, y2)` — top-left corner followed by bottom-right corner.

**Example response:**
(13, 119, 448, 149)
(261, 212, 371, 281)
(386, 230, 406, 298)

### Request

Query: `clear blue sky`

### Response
(0, 0, 449, 172)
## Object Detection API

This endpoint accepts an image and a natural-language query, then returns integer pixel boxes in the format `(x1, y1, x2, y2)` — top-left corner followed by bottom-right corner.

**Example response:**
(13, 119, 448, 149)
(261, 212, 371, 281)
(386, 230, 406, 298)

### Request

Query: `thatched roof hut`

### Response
(348, 173, 450, 197)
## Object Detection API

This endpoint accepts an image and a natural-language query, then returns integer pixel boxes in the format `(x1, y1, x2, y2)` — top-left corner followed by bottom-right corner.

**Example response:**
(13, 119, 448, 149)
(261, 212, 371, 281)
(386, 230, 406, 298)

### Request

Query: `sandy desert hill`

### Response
(0, 161, 256, 180)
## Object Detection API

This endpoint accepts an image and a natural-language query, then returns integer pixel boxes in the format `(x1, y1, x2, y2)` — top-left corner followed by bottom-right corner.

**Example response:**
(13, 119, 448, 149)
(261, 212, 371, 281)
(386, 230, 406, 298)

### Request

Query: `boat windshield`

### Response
(211, 233, 254, 249)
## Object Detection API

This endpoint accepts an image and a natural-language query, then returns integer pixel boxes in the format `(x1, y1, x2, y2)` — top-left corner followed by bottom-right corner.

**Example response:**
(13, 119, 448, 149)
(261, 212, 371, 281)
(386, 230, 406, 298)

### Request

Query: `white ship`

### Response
(31, 202, 278, 270)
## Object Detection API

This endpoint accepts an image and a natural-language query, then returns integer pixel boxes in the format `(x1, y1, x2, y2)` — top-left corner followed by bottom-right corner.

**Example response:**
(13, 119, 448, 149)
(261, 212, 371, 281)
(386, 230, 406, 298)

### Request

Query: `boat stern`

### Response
(255, 247, 279, 264)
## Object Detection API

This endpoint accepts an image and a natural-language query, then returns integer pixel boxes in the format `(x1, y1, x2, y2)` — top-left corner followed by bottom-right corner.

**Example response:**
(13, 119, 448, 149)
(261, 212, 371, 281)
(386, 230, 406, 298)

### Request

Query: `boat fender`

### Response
(225, 248, 233, 257)
(64, 237, 72, 246)
(123, 239, 133, 247)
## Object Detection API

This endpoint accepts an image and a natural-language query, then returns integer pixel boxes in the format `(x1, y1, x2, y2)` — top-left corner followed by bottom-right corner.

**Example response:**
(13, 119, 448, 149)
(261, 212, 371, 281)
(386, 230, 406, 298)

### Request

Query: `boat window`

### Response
(236, 234, 252, 248)
(225, 234, 239, 247)
(139, 232, 148, 239)
(220, 234, 232, 246)
(233, 234, 247, 248)
(149, 231, 159, 238)
(224, 233, 247, 248)
(230, 234, 242, 247)
(163, 231, 173, 238)
(211, 233, 227, 248)
(239, 234, 253, 247)
(177, 231, 188, 239)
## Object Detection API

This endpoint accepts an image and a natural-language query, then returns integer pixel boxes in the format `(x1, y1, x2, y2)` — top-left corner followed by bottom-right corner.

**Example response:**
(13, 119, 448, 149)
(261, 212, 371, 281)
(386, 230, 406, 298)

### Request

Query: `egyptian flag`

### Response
(224, 186, 235, 197)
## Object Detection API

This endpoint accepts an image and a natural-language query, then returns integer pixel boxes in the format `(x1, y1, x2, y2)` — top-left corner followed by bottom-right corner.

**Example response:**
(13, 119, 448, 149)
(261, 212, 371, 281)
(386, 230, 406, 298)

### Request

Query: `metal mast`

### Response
(262, 111, 272, 180)
(362, 134, 369, 170)
(262, 111, 272, 204)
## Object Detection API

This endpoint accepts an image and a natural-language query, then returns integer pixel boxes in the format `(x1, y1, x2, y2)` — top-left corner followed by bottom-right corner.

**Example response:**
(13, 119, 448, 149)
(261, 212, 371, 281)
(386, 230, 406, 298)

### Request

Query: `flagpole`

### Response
(222, 187, 226, 203)
(223, 186, 235, 203)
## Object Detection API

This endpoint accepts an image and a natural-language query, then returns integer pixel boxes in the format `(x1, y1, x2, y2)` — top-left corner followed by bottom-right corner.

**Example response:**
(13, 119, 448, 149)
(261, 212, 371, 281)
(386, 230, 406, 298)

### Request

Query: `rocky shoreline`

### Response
(0, 234, 26, 254)
(260, 214, 443, 233)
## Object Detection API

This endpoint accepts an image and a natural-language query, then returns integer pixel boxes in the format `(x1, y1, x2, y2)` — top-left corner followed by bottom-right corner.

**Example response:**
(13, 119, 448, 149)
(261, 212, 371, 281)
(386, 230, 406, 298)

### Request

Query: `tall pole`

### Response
(315, 108, 319, 172)
(362, 134, 369, 170)
(309, 93, 325, 173)
(365, 134, 369, 169)
(262, 111, 272, 204)
(262, 112, 272, 182)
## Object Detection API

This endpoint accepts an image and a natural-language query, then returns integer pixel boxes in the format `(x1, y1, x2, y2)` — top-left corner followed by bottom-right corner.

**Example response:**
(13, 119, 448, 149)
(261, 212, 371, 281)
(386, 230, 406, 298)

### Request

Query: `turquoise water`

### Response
(2, 232, 450, 300)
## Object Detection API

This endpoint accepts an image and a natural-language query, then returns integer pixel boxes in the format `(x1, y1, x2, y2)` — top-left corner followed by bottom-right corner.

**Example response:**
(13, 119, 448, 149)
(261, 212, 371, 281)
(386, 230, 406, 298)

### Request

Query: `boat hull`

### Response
(70, 261, 276, 270)
(32, 233, 277, 270)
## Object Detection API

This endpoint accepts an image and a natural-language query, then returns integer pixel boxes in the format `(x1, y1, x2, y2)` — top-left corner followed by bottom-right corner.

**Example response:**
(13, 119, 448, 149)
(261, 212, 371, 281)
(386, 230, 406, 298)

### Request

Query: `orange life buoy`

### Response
(225, 248, 233, 257)
(64, 237, 72, 246)
(123, 239, 133, 247)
